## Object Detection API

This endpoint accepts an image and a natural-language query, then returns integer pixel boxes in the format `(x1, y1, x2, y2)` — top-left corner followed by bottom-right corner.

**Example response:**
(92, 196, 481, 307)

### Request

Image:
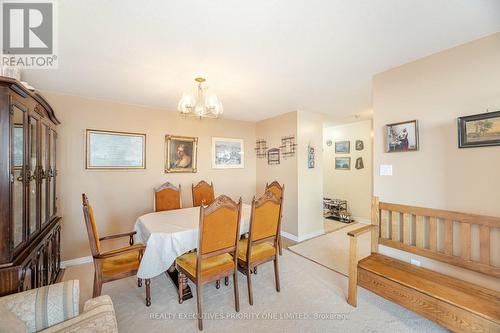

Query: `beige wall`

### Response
(297, 111, 324, 239)
(373, 33, 500, 290)
(323, 120, 372, 221)
(255, 111, 298, 236)
(43, 92, 256, 261)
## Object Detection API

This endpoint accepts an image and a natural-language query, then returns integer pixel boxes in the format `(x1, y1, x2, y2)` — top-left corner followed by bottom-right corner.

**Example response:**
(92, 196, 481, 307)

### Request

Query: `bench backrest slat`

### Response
(372, 197, 500, 278)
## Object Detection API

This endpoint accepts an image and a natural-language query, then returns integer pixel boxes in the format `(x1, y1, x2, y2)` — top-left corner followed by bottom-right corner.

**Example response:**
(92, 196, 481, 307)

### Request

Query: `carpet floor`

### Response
(63, 250, 446, 333)
(288, 223, 372, 276)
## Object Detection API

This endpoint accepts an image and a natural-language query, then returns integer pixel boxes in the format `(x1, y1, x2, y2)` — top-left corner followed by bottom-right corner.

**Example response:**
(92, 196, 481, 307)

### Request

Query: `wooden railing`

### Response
(347, 196, 500, 307)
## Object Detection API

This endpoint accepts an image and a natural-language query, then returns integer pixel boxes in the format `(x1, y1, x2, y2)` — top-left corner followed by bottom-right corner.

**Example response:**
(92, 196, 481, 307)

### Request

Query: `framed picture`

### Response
(335, 141, 350, 153)
(165, 135, 198, 173)
(386, 120, 419, 152)
(85, 129, 146, 170)
(458, 111, 500, 148)
(212, 137, 244, 169)
(335, 157, 351, 170)
(355, 140, 364, 151)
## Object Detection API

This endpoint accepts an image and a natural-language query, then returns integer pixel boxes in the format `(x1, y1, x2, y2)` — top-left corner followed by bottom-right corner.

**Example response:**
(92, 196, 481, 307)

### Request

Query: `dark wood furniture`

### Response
(238, 191, 282, 305)
(192, 180, 215, 207)
(265, 181, 284, 255)
(347, 197, 500, 333)
(81, 194, 151, 306)
(0, 77, 62, 297)
(176, 195, 242, 331)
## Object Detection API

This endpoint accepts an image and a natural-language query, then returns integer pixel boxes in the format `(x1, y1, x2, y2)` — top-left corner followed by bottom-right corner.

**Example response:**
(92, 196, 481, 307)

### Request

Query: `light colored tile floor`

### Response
(63, 249, 445, 333)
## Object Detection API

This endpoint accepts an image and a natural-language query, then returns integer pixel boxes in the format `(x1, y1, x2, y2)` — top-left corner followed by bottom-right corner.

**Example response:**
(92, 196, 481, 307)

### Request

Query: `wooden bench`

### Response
(347, 197, 500, 333)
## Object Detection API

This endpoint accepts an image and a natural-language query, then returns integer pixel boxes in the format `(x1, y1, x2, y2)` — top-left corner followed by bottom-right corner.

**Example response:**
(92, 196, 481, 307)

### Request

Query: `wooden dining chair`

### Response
(81, 194, 151, 306)
(192, 180, 215, 207)
(176, 195, 242, 331)
(265, 181, 284, 255)
(154, 182, 181, 212)
(237, 191, 282, 305)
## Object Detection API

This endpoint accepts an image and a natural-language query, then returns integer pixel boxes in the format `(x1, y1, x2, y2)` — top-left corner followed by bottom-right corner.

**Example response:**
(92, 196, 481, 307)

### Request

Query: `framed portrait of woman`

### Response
(165, 135, 198, 173)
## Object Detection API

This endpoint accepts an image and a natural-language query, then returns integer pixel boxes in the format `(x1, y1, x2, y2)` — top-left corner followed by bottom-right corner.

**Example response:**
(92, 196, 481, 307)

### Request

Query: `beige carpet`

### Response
(323, 219, 354, 234)
(288, 223, 371, 276)
(63, 250, 445, 333)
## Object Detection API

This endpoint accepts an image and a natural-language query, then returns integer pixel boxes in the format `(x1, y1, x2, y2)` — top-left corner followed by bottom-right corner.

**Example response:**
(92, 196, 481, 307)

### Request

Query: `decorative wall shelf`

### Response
(255, 139, 268, 158)
(280, 135, 296, 158)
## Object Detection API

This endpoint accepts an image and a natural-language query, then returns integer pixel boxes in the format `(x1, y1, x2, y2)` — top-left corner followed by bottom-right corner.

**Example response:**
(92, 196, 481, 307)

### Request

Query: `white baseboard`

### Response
(281, 229, 325, 243)
(61, 256, 92, 268)
(280, 231, 298, 242)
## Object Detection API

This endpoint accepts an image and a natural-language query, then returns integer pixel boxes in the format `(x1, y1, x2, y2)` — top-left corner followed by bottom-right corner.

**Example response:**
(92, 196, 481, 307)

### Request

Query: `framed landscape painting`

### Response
(212, 137, 244, 169)
(458, 111, 500, 148)
(85, 129, 146, 169)
(335, 157, 351, 170)
(335, 141, 350, 153)
(386, 120, 419, 152)
(165, 135, 198, 173)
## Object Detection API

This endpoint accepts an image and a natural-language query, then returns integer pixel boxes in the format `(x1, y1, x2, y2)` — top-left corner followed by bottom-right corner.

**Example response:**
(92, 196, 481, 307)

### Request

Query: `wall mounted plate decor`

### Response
(458, 110, 500, 148)
(355, 157, 364, 169)
(280, 135, 296, 158)
(355, 140, 364, 151)
(267, 148, 280, 165)
(308, 145, 315, 168)
(335, 157, 351, 170)
(85, 129, 146, 169)
(335, 141, 350, 153)
(385, 120, 419, 152)
(255, 139, 268, 158)
(165, 135, 198, 173)
(326, 139, 332, 147)
(212, 137, 244, 169)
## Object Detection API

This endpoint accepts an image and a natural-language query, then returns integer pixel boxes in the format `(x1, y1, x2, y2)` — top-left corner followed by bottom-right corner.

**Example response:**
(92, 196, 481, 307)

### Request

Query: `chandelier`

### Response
(178, 77, 223, 118)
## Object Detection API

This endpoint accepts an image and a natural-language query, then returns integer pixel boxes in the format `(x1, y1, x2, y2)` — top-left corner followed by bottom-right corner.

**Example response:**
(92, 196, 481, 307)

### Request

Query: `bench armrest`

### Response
(347, 224, 374, 238)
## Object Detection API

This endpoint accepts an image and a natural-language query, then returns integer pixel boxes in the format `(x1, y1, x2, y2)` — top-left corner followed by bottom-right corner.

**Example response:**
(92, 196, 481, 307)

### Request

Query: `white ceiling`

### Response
(23, 0, 500, 122)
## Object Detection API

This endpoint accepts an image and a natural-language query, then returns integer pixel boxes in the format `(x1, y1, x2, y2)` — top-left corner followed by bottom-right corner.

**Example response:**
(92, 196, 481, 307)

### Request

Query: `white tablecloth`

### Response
(134, 204, 251, 279)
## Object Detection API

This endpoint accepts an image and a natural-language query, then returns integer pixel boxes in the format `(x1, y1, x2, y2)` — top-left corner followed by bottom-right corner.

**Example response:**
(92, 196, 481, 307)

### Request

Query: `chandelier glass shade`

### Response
(178, 77, 223, 118)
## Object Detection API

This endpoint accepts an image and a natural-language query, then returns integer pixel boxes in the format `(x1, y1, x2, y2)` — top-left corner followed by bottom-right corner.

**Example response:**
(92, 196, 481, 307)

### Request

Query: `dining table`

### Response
(133, 204, 252, 301)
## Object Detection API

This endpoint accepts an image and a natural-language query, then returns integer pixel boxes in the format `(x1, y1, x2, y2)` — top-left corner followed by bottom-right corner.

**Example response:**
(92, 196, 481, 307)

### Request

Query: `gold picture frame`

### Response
(85, 129, 146, 170)
(165, 135, 198, 173)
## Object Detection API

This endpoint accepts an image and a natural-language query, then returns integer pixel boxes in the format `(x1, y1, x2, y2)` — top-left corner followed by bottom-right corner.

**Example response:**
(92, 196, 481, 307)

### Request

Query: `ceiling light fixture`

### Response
(177, 77, 223, 118)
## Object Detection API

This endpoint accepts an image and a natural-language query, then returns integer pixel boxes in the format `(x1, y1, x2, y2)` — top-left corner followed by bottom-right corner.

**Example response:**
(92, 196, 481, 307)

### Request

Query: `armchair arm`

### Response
(95, 243, 145, 259)
(99, 231, 137, 245)
(0, 280, 79, 333)
(347, 224, 374, 238)
(41, 295, 118, 333)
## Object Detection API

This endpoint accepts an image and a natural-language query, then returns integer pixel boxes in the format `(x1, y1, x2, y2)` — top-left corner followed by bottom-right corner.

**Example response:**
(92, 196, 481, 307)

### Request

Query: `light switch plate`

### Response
(380, 164, 393, 176)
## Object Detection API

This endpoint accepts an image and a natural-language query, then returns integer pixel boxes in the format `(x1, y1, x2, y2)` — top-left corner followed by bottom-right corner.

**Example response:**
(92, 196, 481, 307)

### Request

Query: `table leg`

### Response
(165, 268, 193, 301)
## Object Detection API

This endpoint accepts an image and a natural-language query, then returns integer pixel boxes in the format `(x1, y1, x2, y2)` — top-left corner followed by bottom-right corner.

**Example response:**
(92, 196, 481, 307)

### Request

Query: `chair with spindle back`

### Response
(265, 181, 284, 255)
(237, 191, 282, 305)
(347, 196, 500, 332)
(81, 194, 151, 306)
(176, 195, 242, 331)
(192, 180, 215, 207)
(154, 182, 181, 212)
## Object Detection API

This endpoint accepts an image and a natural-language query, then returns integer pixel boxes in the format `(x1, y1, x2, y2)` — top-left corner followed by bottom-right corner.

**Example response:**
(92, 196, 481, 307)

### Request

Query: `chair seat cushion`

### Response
(176, 252, 234, 278)
(237, 238, 276, 263)
(100, 250, 141, 277)
(359, 253, 500, 324)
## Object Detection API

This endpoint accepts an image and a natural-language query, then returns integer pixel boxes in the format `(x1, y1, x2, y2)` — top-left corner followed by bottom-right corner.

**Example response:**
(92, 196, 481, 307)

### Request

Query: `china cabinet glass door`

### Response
(41, 124, 49, 225)
(11, 104, 26, 249)
(28, 115, 39, 237)
(49, 129, 57, 218)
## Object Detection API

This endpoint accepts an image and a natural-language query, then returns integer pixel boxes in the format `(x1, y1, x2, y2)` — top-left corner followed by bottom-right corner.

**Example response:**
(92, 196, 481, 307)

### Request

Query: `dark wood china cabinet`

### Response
(0, 76, 62, 296)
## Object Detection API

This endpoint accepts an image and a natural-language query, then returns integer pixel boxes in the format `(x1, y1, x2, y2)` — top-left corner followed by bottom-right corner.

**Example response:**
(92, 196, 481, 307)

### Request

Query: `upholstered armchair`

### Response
(0, 280, 118, 333)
